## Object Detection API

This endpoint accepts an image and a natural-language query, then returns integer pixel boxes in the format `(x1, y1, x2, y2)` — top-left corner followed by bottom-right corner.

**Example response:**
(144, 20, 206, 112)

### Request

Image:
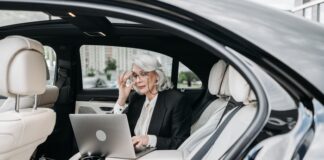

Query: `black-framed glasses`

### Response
(131, 71, 150, 81)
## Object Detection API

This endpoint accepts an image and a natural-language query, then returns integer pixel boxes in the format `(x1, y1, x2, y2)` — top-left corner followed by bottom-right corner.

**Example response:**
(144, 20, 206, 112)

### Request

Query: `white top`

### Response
(113, 94, 158, 147)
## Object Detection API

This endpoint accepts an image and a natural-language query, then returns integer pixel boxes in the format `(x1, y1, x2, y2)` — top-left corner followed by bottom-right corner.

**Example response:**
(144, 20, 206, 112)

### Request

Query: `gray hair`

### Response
(132, 54, 173, 92)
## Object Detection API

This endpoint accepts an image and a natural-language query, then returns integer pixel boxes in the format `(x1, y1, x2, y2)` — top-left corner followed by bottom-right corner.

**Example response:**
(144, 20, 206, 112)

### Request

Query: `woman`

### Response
(113, 54, 191, 150)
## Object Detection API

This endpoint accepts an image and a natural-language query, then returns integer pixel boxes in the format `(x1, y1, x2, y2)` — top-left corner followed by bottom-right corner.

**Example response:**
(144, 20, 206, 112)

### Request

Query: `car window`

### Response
(44, 46, 56, 85)
(178, 62, 202, 89)
(80, 45, 172, 89)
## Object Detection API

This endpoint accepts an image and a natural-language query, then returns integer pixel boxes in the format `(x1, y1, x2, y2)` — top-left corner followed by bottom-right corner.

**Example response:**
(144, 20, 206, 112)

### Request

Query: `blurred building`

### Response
(80, 45, 173, 79)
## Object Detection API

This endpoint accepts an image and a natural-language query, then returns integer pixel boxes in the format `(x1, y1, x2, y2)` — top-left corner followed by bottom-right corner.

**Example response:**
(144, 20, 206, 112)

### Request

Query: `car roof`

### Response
(161, 0, 324, 95)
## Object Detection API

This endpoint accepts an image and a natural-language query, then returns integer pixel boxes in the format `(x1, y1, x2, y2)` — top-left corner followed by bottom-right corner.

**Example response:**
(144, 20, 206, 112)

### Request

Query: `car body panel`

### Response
(158, 0, 324, 97)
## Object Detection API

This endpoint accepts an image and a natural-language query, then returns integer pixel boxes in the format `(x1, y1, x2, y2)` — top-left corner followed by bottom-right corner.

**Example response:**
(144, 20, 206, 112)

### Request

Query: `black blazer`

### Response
(125, 89, 191, 149)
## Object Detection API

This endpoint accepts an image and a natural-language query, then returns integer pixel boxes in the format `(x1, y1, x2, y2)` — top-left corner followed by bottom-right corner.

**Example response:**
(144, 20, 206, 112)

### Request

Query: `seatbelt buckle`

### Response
(58, 67, 68, 77)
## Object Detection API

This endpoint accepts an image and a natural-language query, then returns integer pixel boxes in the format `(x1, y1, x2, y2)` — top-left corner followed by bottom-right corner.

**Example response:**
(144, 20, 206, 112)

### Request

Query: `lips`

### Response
(137, 85, 146, 90)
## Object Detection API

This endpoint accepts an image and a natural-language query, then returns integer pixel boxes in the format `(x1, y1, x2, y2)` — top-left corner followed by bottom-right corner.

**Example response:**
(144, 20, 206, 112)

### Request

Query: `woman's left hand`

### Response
(132, 135, 149, 150)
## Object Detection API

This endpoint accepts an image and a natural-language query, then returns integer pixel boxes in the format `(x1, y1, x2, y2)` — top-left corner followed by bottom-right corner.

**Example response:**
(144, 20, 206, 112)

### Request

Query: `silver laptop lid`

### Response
(70, 114, 136, 159)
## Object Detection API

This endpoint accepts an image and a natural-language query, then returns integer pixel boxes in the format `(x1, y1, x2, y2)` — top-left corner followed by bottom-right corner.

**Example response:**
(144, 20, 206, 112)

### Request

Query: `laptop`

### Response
(70, 114, 155, 159)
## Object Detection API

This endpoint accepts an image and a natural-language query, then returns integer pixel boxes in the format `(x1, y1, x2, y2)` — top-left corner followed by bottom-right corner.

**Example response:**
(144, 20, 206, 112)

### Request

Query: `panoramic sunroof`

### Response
(0, 10, 61, 27)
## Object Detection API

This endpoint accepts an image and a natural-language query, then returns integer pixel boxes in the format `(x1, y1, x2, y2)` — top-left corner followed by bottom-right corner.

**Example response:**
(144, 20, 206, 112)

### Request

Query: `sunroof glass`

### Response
(0, 10, 61, 27)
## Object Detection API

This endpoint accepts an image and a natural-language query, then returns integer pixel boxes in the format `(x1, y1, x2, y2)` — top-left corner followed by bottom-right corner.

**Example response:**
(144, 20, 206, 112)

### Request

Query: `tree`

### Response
(104, 58, 117, 80)
(104, 58, 117, 73)
(106, 73, 111, 81)
(179, 71, 198, 87)
(87, 68, 95, 77)
(179, 72, 187, 83)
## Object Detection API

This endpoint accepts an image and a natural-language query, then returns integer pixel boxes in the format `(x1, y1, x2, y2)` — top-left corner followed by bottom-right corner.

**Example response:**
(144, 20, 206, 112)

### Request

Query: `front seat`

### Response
(0, 36, 56, 160)
(178, 60, 232, 159)
(200, 66, 257, 160)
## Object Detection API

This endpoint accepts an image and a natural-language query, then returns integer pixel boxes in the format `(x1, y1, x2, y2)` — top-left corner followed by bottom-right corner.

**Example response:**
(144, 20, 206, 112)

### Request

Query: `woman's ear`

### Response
(154, 71, 159, 85)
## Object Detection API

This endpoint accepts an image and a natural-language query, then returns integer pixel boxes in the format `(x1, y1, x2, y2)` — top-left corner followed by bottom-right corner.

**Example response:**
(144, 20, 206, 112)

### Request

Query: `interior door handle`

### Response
(99, 106, 113, 111)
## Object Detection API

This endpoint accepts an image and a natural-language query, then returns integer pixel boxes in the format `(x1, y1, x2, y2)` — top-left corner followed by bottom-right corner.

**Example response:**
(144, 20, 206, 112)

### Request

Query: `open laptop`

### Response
(70, 114, 155, 159)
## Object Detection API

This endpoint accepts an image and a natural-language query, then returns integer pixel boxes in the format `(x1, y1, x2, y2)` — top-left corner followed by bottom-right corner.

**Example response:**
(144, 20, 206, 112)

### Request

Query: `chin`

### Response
(138, 89, 148, 95)
(134, 88, 147, 95)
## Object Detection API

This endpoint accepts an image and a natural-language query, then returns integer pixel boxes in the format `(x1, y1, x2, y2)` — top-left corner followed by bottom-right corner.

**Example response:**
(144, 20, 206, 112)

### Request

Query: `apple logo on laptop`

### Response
(96, 130, 107, 142)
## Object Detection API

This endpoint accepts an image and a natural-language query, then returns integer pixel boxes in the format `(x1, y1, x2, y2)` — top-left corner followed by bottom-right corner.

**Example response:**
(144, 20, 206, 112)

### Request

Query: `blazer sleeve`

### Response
(156, 93, 192, 149)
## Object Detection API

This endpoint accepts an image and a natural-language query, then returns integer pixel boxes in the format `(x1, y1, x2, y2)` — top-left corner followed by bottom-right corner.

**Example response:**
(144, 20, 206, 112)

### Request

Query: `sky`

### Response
(247, 0, 296, 10)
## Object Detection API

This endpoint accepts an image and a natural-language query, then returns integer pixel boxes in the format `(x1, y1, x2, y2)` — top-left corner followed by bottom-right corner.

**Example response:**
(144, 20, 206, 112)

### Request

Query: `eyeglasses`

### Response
(131, 71, 150, 81)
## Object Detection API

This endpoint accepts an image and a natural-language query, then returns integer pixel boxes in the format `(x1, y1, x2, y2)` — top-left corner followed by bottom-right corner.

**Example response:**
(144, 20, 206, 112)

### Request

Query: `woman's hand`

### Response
(131, 135, 149, 151)
(116, 71, 134, 106)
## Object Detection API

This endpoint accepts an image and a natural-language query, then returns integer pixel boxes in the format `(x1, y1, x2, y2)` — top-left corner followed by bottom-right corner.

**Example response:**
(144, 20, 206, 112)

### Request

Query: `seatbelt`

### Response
(55, 60, 71, 88)
(220, 97, 243, 122)
(55, 68, 68, 88)
(192, 105, 242, 160)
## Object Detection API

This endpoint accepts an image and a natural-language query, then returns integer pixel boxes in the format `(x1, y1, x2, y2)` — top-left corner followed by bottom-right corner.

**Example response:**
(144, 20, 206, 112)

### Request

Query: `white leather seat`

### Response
(179, 60, 232, 159)
(139, 66, 257, 160)
(190, 60, 230, 133)
(0, 36, 56, 160)
(202, 66, 257, 160)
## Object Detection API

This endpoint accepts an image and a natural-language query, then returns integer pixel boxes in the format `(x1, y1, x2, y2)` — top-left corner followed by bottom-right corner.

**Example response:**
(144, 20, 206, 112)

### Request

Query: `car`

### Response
(0, 0, 323, 160)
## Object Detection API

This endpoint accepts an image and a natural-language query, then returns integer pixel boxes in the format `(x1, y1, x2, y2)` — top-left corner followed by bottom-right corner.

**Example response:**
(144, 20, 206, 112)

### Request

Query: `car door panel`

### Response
(75, 101, 115, 114)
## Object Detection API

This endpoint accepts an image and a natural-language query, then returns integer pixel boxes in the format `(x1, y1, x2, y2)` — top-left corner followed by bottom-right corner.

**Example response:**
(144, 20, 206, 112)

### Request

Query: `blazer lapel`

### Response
(148, 92, 166, 135)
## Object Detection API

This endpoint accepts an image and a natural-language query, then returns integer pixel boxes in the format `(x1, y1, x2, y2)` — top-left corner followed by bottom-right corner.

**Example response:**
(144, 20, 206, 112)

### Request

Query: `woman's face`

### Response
(132, 64, 158, 95)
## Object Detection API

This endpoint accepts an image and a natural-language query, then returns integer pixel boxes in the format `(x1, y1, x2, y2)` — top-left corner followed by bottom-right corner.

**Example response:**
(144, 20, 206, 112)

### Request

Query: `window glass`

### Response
(178, 62, 202, 89)
(0, 10, 60, 27)
(44, 46, 57, 85)
(80, 45, 172, 89)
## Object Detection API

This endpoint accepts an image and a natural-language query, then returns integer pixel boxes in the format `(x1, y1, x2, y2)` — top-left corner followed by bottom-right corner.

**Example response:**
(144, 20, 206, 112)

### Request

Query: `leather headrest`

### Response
(0, 36, 46, 97)
(208, 60, 228, 95)
(228, 66, 251, 103)
(0, 85, 59, 112)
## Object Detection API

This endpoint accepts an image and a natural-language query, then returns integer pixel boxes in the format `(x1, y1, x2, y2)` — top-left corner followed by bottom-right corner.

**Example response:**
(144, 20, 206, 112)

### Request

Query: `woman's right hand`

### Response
(117, 71, 134, 106)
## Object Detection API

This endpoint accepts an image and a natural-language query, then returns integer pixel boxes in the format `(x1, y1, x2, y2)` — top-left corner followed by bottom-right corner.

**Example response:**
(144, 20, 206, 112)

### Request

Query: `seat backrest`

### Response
(0, 36, 56, 160)
(202, 66, 257, 160)
(0, 85, 59, 112)
(36, 85, 59, 108)
(190, 60, 230, 133)
(179, 60, 231, 158)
